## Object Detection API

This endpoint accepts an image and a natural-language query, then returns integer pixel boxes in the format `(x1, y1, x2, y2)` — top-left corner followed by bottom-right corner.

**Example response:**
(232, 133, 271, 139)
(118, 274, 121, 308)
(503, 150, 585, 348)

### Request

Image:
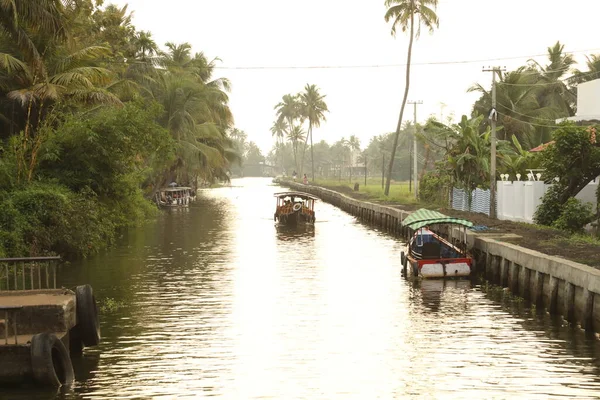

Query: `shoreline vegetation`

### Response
(284, 178, 600, 269)
(0, 2, 241, 259)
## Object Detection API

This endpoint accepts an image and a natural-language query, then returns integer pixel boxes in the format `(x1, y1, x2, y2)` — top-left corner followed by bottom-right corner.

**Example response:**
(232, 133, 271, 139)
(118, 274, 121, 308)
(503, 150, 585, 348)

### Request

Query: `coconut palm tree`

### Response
(383, 0, 439, 196)
(133, 31, 158, 61)
(275, 94, 301, 128)
(347, 135, 361, 182)
(299, 84, 328, 181)
(270, 119, 288, 173)
(287, 125, 305, 174)
(151, 43, 238, 186)
(529, 41, 576, 118)
(571, 54, 600, 84)
(470, 66, 562, 148)
(0, 0, 67, 78)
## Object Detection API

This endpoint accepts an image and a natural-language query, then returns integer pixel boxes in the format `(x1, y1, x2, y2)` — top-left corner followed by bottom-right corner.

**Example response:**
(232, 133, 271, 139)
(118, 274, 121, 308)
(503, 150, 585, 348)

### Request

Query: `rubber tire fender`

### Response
(75, 284, 101, 347)
(31, 332, 75, 387)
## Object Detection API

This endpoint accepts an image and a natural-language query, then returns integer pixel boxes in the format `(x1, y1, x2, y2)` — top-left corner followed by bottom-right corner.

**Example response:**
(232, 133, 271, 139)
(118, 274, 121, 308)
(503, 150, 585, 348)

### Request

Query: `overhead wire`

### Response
(205, 48, 600, 70)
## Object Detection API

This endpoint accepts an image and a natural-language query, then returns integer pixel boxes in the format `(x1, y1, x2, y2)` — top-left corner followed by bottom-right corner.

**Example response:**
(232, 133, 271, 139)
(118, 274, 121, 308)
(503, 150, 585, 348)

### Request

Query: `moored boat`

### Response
(400, 208, 473, 279)
(274, 192, 318, 226)
(155, 186, 194, 208)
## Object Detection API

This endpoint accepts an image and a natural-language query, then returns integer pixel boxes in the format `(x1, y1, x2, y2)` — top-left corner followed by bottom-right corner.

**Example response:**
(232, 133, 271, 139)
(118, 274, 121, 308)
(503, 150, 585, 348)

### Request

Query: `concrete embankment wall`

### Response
(281, 180, 600, 334)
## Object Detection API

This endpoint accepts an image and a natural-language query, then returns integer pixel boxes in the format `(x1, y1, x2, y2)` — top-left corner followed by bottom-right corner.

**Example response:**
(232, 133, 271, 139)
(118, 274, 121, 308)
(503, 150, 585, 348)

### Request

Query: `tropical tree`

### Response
(299, 84, 328, 181)
(270, 119, 288, 173)
(346, 135, 361, 182)
(383, 0, 439, 195)
(133, 31, 158, 61)
(469, 66, 564, 148)
(150, 42, 239, 187)
(275, 94, 301, 129)
(528, 41, 576, 117)
(571, 54, 600, 85)
(287, 125, 305, 174)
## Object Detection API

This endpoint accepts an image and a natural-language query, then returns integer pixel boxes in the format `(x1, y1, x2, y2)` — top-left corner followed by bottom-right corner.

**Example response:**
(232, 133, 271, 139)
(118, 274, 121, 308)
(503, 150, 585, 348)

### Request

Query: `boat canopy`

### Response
(160, 187, 192, 192)
(401, 208, 473, 230)
(273, 191, 320, 201)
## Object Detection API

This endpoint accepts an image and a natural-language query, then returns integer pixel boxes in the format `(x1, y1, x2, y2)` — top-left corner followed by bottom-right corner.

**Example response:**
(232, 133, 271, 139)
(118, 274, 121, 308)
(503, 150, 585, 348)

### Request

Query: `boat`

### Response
(155, 186, 194, 207)
(400, 208, 474, 279)
(273, 192, 318, 226)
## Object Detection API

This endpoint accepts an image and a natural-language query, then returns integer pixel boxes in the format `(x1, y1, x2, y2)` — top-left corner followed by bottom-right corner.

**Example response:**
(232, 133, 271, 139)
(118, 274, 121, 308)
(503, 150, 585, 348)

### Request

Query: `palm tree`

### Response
(270, 119, 288, 174)
(287, 125, 305, 174)
(133, 31, 158, 61)
(571, 54, 600, 84)
(275, 94, 302, 170)
(347, 135, 361, 182)
(383, 0, 439, 195)
(0, 0, 67, 78)
(529, 42, 576, 118)
(151, 42, 239, 186)
(299, 84, 328, 181)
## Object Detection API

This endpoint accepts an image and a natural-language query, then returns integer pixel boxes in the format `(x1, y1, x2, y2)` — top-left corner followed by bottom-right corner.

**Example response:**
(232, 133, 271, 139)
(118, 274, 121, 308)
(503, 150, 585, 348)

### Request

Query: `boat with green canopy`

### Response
(400, 208, 474, 279)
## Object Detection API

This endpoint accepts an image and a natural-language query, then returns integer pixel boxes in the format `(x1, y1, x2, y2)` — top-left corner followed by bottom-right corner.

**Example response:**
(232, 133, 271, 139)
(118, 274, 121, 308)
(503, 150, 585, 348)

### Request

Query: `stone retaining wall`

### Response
(280, 180, 600, 334)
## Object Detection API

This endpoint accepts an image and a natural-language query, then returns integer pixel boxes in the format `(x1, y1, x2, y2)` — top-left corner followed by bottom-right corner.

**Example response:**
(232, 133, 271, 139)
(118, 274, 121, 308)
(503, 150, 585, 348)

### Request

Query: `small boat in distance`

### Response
(274, 192, 318, 226)
(400, 208, 474, 279)
(156, 186, 194, 208)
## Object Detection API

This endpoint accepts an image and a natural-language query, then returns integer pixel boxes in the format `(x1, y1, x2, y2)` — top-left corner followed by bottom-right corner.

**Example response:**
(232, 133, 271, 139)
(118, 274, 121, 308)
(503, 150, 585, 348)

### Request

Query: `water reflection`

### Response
(275, 224, 315, 241)
(4, 177, 600, 399)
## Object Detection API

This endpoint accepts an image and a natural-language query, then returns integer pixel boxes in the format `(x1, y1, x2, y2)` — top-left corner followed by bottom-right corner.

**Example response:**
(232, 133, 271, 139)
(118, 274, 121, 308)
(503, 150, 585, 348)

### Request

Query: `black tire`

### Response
(75, 285, 101, 347)
(31, 333, 75, 387)
(400, 251, 405, 266)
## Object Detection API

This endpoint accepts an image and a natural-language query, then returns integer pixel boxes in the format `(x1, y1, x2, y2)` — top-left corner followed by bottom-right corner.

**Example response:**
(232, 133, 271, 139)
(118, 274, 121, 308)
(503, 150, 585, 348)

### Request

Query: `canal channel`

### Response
(6, 177, 600, 399)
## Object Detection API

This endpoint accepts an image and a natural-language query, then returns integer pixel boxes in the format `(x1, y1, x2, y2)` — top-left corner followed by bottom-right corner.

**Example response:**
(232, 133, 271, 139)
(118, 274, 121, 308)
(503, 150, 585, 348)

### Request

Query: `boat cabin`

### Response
(156, 187, 194, 207)
(400, 209, 473, 279)
(273, 191, 318, 225)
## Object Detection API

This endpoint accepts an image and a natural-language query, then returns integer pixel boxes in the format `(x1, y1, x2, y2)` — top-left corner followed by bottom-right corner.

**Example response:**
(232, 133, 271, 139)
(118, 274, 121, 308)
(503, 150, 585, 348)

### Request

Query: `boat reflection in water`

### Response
(275, 223, 315, 242)
(412, 279, 471, 313)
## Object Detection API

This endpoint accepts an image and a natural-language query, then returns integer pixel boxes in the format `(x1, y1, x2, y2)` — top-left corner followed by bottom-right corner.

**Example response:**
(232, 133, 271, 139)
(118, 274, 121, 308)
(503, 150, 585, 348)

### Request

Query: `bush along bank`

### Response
(0, 103, 170, 259)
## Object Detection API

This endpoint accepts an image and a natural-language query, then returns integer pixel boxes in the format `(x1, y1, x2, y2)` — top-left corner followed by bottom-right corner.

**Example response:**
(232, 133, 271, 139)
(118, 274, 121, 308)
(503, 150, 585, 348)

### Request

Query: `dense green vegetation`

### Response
(0, 1, 240, 258)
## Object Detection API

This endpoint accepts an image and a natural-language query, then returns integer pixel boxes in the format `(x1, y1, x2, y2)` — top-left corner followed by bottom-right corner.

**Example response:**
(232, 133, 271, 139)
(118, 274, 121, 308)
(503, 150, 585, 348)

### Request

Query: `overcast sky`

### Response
(110, 0, 600, 153)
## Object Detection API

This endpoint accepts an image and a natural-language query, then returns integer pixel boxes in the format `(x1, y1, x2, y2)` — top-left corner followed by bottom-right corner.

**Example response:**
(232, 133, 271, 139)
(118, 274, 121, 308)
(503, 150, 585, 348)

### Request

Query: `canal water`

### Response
(6, 177, 600, 399)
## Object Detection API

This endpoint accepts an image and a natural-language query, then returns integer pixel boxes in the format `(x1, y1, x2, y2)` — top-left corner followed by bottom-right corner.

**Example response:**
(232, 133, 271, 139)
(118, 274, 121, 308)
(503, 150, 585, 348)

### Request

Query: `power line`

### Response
(208, 48, 600, 70)
(494, 105, 562, 128)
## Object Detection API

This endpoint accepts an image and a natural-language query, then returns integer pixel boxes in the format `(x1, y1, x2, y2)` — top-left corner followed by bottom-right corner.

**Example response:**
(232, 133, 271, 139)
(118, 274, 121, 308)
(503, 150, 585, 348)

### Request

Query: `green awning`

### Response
(401, 208, 473, 230)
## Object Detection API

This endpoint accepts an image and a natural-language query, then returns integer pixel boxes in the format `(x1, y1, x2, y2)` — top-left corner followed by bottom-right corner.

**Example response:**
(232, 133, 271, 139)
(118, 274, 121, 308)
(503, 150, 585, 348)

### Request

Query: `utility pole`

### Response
(482, 66, 506, 218)
(408, 100, 422, 200)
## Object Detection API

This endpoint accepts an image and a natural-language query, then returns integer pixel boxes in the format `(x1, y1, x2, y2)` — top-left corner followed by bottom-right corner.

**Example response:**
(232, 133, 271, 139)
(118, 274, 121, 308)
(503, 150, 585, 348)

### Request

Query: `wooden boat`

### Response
(400, 208, 473, 279)
(155, 186, 194, 208)
(273, 192, 318, 226)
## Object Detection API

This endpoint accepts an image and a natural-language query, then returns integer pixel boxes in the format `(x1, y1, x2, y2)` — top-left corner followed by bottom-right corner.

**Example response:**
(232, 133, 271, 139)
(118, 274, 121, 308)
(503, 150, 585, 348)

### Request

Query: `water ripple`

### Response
(11, 177, 600, 399)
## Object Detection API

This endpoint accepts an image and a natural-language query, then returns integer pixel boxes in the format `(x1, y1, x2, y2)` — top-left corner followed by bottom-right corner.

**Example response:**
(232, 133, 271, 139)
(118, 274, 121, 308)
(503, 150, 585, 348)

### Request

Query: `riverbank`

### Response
(278, 179, 600, 334)
(306, 179, 600, 269)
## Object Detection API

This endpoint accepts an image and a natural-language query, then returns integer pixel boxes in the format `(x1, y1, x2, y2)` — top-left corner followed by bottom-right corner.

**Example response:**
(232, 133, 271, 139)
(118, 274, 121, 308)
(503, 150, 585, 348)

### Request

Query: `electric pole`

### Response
(482, 66, 506, 218)
(408, 100, 422, 200)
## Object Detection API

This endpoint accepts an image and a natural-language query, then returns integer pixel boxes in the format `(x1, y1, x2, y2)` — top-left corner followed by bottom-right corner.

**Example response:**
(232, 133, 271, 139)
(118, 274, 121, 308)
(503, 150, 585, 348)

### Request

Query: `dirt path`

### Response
(317, 183, 600, 269)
